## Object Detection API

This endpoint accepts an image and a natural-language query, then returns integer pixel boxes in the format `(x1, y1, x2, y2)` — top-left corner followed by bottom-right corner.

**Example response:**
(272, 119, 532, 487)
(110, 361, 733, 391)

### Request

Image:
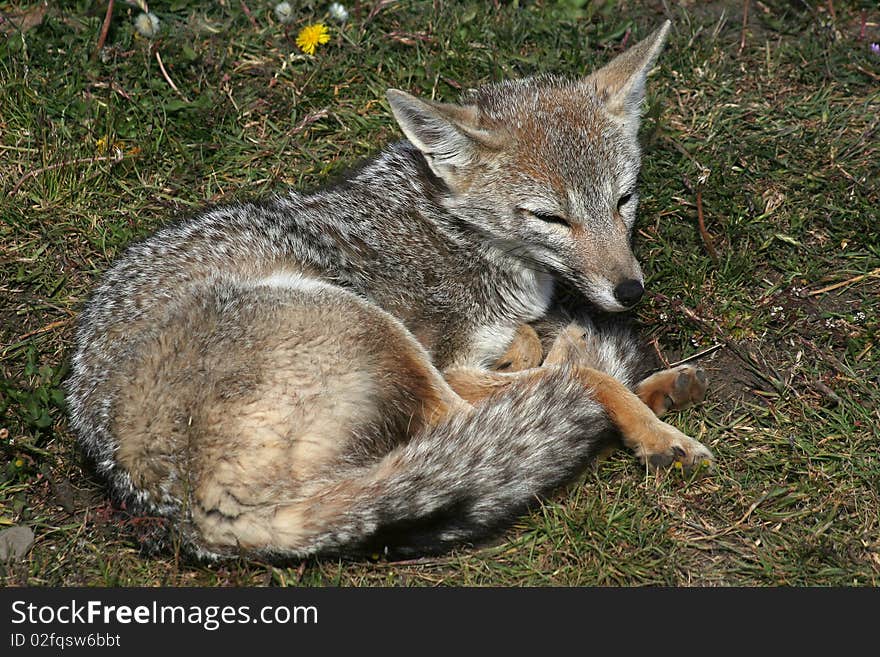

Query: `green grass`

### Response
(1, 0, 878, 586)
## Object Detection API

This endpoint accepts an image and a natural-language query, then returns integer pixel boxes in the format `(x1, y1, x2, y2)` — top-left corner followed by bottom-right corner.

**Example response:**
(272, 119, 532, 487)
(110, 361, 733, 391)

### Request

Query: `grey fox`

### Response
(66, 20, 714, 560)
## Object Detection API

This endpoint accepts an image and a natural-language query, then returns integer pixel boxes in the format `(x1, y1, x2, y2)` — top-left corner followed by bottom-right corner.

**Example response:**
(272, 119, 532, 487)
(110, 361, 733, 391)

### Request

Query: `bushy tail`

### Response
(202, 366, 614, 560)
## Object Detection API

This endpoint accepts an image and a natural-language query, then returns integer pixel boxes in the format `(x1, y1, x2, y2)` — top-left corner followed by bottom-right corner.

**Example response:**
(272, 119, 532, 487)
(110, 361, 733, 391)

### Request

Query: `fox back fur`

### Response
(66, 21, 714, 560)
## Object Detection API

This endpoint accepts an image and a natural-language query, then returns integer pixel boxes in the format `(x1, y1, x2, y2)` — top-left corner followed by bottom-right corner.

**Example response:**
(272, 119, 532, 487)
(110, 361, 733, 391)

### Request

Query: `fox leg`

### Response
(542, 323, 709, 417)
(545, 322, 712, 468)
(447, 322, 713, 471)
(443, 368, 528, 405)
(445, 364, 712, 472)
(570, 367, 712, 471)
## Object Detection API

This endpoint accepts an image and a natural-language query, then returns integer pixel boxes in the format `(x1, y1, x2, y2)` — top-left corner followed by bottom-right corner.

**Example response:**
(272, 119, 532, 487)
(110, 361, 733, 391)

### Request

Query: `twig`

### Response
(366, 555, 457, 568)
(796, 336, 856, 379)
(806, 268, 880, 297)
(683, 176, 718, 262)
(696, 188, 719, 263)
(16, 318, 72, 342)
(667, 343, 724, 369)
(854, 66, 880, 82)
(7, 152, 123, 197)
(666, 137, 700, 167)
(811, 381, 841, 407)
(111, 80, 133, 101)
(855, 341, 873, 362)
(93, 0, 115, 59)
(239, 0, 258, 30)
(649, 336, 670, 368)
(650, 292, 725, 342)
(154, 49, 188, 101)
(661, 295, 721, 335)
(739, 0, 750, 54)
(685, 489, 775, 542)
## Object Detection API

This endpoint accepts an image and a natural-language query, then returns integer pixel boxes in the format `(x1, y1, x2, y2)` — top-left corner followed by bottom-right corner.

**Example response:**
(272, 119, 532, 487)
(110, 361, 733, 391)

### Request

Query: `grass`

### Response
(1, 0, 878, 587)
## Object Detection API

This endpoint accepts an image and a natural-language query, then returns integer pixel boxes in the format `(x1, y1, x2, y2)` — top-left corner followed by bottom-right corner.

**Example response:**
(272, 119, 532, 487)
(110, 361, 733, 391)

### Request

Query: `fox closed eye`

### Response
(523, 209, 570, 229)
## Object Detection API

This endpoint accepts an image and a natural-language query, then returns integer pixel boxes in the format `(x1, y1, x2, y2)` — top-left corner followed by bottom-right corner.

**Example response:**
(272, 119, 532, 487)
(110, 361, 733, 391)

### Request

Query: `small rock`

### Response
(0, 525, 35, 561)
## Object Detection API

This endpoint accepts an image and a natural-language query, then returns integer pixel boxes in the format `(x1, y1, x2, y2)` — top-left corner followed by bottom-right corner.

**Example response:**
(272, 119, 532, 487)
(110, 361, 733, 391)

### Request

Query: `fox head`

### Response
(387, 21, 671, 312)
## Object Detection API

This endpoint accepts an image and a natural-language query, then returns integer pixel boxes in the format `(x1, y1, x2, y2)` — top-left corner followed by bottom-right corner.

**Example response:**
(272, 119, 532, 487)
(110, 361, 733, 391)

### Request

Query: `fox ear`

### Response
(386, 89, 496, 185)
(585, 20, 671, 132)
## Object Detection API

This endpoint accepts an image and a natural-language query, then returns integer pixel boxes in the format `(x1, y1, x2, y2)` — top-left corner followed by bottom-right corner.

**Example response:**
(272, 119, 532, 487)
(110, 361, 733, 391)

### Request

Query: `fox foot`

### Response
(569, 361, 714, 475)
(634, 420, 714, 473)
(636, 365, 708, 417)
(493, 324, 543, 372)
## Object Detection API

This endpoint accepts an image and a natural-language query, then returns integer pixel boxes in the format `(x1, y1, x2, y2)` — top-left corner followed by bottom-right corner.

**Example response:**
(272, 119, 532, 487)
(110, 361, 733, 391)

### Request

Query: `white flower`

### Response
(274, 2, 295, 25)
(134, 12, 160, 38)
(329, 2, 348, 23)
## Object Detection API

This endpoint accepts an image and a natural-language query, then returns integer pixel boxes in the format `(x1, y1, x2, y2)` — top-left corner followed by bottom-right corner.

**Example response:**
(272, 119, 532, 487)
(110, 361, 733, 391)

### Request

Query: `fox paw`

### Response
(636, 422, 714, 474)
(493, 324, 543, 372)
(636, 365, 708, 417)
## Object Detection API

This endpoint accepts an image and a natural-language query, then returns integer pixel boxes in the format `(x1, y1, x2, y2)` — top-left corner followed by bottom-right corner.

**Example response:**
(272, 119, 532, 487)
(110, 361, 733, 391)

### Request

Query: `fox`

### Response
(65, 20, 714, 561)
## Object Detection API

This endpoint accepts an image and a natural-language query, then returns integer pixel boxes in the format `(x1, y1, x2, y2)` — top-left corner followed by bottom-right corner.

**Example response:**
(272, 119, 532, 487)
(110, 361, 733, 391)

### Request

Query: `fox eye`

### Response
(617, 193, 634, 210)
(528, 210, 570, 229)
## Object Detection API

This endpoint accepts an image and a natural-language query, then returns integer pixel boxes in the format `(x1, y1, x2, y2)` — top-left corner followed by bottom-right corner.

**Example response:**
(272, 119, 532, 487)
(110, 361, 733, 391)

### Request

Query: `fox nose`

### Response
(613, 279, 644, 307)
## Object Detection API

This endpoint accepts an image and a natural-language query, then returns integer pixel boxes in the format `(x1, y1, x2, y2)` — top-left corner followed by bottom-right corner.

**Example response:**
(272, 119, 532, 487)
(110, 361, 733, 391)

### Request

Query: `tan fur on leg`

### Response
(570, 366, 713, 472)
(543, 324, 590, 367)
(444, 367, 539, 405)
(445, 361, 713, 472)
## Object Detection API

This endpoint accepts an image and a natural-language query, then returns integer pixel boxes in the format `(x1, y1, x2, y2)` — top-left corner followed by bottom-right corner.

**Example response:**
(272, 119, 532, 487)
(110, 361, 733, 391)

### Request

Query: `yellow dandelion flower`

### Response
(96, 137, 140, 158)
(296, 23, 330, 56)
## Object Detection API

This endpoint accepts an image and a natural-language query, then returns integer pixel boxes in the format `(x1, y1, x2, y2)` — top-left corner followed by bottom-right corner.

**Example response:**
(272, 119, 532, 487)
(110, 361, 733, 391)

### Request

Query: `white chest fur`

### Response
(463, 269, 555, 368)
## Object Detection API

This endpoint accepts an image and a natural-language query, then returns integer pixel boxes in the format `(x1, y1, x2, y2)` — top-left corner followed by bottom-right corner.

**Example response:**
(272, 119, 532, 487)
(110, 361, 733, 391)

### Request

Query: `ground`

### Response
(1, 0, 878, 586)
